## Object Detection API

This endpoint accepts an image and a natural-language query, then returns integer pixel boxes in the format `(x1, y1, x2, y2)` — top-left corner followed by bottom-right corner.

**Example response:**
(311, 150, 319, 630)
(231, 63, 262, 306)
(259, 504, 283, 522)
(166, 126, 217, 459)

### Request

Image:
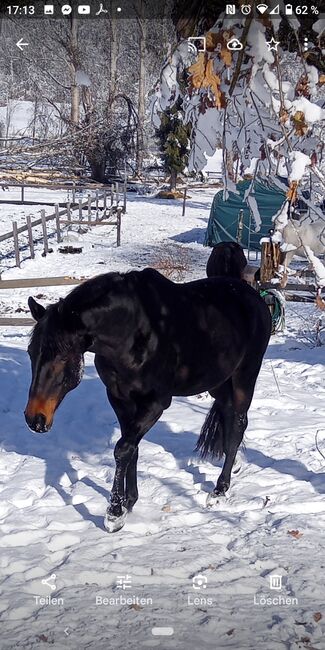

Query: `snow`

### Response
(202, 149, 223, 174)
(0, 100, 61, 138)
(304, 246, 325, 288)
(289, 151, 311, 183)
(291, 97, 325, 125)
(1, 189, 325, 648)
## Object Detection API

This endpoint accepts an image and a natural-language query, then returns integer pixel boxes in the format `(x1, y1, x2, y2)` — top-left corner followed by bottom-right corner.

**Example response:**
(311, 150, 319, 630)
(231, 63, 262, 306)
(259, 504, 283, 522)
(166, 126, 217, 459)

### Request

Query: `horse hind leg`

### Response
(209, 374, 259, 505)
(196, 377, 255, 506)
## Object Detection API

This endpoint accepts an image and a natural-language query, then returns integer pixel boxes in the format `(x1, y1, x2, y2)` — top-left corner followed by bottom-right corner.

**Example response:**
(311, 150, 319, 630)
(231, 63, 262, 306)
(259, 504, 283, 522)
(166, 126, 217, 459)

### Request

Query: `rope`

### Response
(260, 288, 286, 333)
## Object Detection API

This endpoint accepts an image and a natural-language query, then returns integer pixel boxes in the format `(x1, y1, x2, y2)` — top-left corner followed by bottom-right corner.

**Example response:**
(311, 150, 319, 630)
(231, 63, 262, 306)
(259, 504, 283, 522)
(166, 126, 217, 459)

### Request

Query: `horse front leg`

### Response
(105, 436, 137, 533)
(125, 447, 139, 512)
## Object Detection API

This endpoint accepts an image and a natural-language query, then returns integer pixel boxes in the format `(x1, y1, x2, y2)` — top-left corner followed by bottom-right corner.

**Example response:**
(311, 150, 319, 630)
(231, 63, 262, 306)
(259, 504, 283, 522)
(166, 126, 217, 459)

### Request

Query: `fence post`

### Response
(116, 207, 122, 247)
(182, 187, 187, 216)
(26, 215, 35, 259)
(88, 194, 92, 224)
(95, 190, 99, 211)
(111, 183, 114, 206)
(123, 176, 127, 213)
(12, 221, 20, 268)
(103, 190, 107, 210)
(67, 201, 71, 222)
(72, 182, 76, 204)
(41, 210, 49, 255)
(21, 182, 25, 204)
(115, 181, 119, 204)
(55, 204, 61, 243)
(79, 199, 83, 221)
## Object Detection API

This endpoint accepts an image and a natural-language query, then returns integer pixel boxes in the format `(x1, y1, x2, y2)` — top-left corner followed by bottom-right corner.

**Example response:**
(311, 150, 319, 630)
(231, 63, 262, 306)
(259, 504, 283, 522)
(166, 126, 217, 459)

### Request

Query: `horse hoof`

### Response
(104, 506, 127, 533)
(206, 491, 227, 508)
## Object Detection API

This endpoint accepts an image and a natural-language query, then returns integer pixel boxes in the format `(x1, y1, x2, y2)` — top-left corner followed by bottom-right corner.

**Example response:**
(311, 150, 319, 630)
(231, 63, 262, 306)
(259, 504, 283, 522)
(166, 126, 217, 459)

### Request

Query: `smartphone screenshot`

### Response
(0, 1, 325, 648)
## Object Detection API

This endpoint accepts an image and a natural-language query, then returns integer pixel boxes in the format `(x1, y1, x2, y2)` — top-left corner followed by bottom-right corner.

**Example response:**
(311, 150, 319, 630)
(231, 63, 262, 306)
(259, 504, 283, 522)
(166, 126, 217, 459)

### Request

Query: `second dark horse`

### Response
(25, 269, 271, 532)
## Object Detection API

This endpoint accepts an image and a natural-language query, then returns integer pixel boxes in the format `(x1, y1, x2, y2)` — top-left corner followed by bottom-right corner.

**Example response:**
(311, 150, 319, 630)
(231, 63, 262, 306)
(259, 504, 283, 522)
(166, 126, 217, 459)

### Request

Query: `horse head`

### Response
(25, 297, 90, 433)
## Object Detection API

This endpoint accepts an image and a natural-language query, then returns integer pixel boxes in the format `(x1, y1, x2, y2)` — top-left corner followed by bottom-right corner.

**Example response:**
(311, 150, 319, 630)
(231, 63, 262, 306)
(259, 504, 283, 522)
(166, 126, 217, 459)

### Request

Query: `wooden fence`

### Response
(0, 182, 126, 270)
(0, 276, 85, 326)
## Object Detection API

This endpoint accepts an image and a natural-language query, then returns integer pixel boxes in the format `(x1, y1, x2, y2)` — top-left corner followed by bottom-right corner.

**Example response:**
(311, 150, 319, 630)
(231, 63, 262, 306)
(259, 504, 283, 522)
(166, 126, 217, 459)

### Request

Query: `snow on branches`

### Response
(152, 8, 325, 205)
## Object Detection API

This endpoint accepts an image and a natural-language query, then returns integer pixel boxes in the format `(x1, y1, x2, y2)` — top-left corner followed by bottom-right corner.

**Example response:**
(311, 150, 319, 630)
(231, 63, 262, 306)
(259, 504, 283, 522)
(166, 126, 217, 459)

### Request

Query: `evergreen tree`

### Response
(156, 97, 190, 190)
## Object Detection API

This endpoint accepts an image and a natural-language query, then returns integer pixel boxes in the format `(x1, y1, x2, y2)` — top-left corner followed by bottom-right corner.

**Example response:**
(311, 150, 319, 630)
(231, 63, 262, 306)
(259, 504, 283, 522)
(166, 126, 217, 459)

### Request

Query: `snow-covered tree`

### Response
(153, 2, 325, 211)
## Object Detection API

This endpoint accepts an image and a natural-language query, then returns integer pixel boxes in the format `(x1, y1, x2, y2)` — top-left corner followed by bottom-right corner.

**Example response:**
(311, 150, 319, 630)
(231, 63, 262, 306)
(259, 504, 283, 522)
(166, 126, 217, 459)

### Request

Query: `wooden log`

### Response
(12, 221, 20, 268)
(0, 317, 35, 326)
(0, 276, 83, 289)
(55, 204, 61, 243)
(26, 215, 35, 259)
(260, 241, 281, 283)
(41, 210, 49, 255)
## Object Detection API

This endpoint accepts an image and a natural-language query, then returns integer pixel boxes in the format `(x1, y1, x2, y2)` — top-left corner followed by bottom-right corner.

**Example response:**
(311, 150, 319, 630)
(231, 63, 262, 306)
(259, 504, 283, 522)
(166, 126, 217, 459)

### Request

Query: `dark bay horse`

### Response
(206, 241, 247, 280)
(25, 268, 271, 532)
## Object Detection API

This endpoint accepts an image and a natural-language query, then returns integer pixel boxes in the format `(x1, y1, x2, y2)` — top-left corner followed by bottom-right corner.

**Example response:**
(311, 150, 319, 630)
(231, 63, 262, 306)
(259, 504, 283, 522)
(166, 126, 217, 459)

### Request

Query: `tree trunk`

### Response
(170, 168, 177, 191)
(136, 1, 147, 175)
(89, 157, 106, 183)
(69, 16, 80, 126)
(109, 5, 118, 102)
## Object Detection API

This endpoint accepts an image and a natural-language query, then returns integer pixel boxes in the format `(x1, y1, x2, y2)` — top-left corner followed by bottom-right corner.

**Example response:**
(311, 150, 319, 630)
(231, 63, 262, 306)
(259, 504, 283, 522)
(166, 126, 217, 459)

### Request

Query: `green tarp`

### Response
(204, 180, 286, 250)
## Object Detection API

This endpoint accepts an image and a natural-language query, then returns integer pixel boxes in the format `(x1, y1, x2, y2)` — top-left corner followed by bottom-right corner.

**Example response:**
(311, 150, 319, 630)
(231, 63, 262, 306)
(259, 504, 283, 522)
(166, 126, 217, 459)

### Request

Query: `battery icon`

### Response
(285, 4, 293, 13)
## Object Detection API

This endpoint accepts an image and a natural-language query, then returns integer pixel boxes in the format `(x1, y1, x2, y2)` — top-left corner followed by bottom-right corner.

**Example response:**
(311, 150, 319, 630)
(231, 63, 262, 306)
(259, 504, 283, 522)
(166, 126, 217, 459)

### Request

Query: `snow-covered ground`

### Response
(1, 189, 325, 649)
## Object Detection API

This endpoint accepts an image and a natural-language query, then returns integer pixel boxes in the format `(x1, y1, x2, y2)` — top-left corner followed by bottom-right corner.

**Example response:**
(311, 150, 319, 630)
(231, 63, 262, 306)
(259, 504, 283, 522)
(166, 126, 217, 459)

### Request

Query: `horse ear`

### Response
(28, 297, 46, 322)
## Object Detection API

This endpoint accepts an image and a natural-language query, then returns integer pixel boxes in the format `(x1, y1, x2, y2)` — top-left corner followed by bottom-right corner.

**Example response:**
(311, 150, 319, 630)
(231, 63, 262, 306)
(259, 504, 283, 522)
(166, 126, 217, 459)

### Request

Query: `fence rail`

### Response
(0, 275, 86, 326)
(0, 181, 126, 270)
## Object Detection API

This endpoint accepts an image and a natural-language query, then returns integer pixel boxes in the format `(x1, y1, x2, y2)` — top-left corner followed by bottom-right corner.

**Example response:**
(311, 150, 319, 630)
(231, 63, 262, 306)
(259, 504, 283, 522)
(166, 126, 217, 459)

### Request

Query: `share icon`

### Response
(41, 574, 57, 591)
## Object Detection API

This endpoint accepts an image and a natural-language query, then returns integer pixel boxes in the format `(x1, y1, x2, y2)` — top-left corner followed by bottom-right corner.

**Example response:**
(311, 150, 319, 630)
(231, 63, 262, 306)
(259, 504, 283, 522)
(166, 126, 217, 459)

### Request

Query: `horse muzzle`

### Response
(24, 397, 56, 433)
(25, 411, 51, 433)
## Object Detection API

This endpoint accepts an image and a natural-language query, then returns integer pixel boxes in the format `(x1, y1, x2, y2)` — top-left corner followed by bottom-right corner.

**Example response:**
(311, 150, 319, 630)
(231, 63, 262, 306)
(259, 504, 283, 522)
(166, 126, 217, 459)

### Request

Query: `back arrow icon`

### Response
(16, 38, 29, 51)
(64, 629, 69, 636)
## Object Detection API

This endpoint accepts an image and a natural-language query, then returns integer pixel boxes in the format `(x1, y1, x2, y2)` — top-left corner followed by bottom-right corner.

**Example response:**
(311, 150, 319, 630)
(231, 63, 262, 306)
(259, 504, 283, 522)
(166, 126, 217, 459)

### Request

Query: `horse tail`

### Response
(195, 401, 224, 459)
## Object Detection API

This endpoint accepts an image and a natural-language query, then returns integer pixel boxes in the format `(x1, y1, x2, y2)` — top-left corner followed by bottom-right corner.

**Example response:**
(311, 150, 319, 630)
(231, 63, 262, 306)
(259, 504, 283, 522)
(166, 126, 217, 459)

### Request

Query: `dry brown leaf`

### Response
(220, 46, 232, 67)
(286, 181, 298, 203)
(316, 295, 325, 311)
(287, 529, 303, 539)
(319, 74, 325, 85)
(129, 603, 143, 611)
(161, 504, 172, 512)
(280, 109, 289, 124)
(206, 31, 219, 51)
(313, 612, 322, 622)
(188, 56, 225, 108)
(291, 110, 309, 136)
(188, 53, 207, 89)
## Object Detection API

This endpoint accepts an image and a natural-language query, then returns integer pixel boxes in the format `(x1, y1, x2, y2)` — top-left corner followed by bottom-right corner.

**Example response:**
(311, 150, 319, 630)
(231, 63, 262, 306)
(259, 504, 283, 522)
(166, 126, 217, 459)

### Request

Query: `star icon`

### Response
(266, 37, 280, 52)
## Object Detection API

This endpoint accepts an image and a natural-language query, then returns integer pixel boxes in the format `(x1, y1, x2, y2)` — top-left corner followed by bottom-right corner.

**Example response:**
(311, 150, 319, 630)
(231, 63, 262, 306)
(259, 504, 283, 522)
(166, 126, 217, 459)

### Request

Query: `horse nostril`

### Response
(26, 412, 48, 433)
